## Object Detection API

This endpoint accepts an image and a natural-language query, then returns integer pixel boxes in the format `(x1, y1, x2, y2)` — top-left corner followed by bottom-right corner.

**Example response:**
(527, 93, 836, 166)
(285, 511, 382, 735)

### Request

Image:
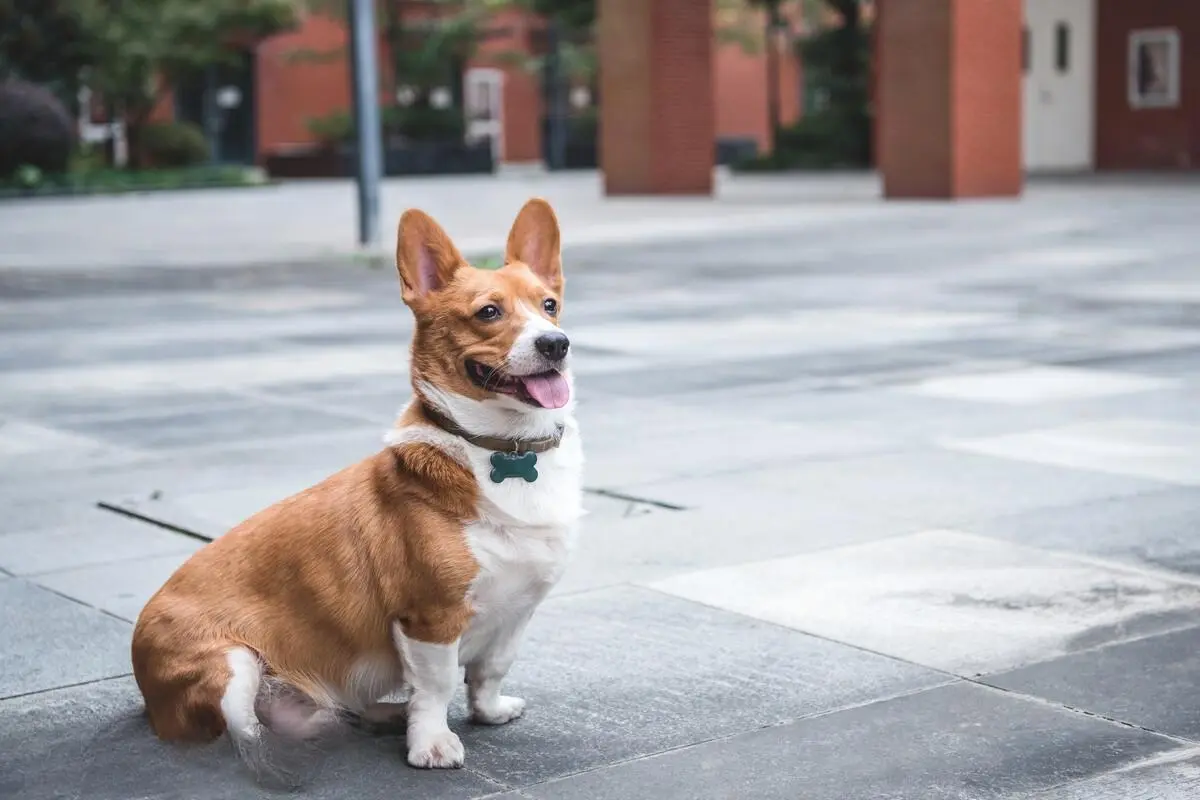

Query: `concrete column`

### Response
(878, 0, 1023, 198)
(597, 0, 715, 195)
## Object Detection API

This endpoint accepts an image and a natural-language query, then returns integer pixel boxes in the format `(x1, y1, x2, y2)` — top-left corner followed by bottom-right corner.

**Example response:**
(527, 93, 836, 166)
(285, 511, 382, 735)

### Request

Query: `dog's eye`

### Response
(475, 304, 502, 321)
(542, 298, 558, 317)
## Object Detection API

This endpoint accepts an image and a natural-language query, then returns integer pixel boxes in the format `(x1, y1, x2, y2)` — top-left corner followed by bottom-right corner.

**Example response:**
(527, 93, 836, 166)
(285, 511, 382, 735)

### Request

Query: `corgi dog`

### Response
(131, 198, 583, 776)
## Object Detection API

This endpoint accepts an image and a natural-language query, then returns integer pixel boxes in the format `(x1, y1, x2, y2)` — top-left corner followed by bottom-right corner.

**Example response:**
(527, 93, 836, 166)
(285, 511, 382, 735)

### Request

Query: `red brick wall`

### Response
(950, 0, 1022, 195)
(1095, 0, 1200, 169)
(248, 2, 805, 166)
(714, 15, 802, 152)
(257, 14, 354, 155)
(598, 0, 714, 194)
(878, 0, 1021, 198)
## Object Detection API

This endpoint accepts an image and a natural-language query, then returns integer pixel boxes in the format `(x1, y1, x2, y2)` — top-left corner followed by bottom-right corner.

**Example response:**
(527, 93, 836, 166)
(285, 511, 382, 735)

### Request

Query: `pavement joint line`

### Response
(22, 577, 134, 623)
(95, 500, 212, 544)
(582, 488, 687, 511)
(1028, 747, 1200, 799)
(475, 790, 537, 800)
(638, 575, 1200, 706)
(508, 678, 963, 792)
(962, 678, 1200, 747)
(945, 527, 1200, 592)
(0, 672, 133, 704)
(634, 583, 966, 680)
(620, 443, 918, 491)
(20, 545, 200, 580)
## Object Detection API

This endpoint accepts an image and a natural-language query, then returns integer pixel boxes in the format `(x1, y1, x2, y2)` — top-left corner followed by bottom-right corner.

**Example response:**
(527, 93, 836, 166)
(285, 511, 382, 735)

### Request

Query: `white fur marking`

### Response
(506, 302, 566, 377)
(393, 626, 464, 769)
(220, 647, 264, 741)
(460, 527, 551, 724)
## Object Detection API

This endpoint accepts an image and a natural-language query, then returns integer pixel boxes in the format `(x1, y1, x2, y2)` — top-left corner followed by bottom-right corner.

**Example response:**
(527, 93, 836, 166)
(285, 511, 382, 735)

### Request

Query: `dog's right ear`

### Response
(396, 209, 465, 305)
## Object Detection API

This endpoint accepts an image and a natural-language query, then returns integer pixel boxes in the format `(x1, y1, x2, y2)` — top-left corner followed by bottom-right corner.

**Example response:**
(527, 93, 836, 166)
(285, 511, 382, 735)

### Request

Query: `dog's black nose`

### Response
(535, 331, 570, 362)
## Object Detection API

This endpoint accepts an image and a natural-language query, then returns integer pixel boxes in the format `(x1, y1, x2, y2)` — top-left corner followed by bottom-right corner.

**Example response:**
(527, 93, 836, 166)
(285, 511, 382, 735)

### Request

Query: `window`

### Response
(1128, 28, 1182, 109)
(1055, 23, 1070, 72)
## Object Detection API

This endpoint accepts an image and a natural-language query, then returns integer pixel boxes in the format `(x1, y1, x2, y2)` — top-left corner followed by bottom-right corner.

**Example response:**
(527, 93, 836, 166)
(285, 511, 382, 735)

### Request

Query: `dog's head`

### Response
(397, 198, 572, 415)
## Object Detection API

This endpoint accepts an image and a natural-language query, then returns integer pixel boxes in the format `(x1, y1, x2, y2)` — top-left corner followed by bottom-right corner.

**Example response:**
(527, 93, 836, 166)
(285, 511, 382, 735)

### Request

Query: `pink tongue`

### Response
(519, 372, 571, 409)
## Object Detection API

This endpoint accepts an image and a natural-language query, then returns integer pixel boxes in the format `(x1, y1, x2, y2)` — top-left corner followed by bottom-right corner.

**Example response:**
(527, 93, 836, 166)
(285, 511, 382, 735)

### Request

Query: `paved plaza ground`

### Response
(2, 172, 1200, 798)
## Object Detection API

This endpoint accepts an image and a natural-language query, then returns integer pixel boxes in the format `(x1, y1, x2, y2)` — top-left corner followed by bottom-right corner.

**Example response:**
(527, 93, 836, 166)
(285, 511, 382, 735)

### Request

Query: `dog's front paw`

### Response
(407, 727, 465, 769)
(471, 695, 526, 726)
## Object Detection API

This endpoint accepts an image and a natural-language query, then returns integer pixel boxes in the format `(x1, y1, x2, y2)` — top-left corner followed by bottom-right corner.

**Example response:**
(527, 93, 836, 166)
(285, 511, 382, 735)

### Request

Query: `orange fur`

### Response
(130, 199, 566, 747)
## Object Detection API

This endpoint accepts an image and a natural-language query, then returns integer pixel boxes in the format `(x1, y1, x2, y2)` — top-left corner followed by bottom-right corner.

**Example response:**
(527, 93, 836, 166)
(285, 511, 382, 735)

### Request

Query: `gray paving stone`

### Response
(557, 496, 913, 596)
(649, 529, 1200, 676)
(712, 448, 1170, 529)
(0, 677, 504, 800)
(33, 551, 197, 622)
(973, 487, 1200, 576)
(54, 403, 375, 451)
(987, 625, 1200, 740)
(0, 513, 201, 576)
(513, 681, 1182, 800)
(1029, 750, 1200, 800)
(583, 413, 894, 489)
(458, 586, 946, 786)
(0, 390, 248, 421)
(0, 579, 131, 699)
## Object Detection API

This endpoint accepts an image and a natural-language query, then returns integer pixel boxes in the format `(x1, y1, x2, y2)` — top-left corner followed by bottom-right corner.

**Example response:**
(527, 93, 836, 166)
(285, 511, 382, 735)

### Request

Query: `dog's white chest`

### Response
(459, 520, 573, 665)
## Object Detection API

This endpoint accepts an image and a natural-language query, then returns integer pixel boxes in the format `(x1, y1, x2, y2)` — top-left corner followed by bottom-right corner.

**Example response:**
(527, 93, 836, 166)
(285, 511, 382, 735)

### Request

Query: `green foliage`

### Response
(76, 0, 299, 164)
(795, 1, 871, 166)
(0, 163, 267, 196)
(140, 120, 211, 167)
(0, 78, 75, 179)
(13, 163, 42, 188)
(307, 110, 353, 143)
(306, 104, 467, 144)
(524, 0, 594, 31)
(735, 0, 872, 171)
(0, 0, 94, 103)
(301, 0, 503, 101)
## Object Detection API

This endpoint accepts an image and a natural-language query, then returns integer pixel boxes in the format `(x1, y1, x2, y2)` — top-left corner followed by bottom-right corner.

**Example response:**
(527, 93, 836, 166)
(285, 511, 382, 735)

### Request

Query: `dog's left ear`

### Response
(505, 198, 563, 293)
(396, 209, 466, 305)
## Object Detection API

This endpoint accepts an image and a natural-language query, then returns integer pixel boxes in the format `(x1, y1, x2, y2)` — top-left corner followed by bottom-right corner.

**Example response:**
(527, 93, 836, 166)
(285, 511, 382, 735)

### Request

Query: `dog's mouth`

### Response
(466, 359, 570, 409)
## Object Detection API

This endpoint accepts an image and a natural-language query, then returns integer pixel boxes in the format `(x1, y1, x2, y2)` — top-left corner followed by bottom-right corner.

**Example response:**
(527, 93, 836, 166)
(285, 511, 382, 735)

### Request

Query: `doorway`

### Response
(1022, 0, 1095, 172)
(464, 68, 505, 162)
(176, 51, 257, 166)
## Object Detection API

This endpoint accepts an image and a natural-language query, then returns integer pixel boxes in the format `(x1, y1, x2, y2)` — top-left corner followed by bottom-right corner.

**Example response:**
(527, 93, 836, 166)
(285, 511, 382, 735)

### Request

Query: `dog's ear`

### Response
(505, 198, 563, 293)
(396, 209, 466, 304)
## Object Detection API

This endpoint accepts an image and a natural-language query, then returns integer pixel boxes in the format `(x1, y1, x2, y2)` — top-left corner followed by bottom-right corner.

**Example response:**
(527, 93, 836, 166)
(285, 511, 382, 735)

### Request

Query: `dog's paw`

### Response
(407, 728, 465, 769)
(471, 695, 526, 726)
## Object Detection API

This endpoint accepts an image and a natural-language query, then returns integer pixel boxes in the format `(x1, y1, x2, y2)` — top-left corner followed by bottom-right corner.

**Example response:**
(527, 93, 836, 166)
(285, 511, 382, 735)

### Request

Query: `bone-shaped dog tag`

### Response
(490, 451, 538, 483)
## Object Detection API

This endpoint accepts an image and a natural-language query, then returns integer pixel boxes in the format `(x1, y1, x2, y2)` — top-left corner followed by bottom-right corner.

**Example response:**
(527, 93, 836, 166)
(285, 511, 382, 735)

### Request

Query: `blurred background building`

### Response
(1, 0, 1197, 201)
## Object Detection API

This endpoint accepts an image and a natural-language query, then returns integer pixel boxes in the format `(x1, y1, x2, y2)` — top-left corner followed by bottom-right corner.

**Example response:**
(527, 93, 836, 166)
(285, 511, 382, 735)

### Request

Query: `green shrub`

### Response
(306, 105, 467, 145)
(384, 105, 465, 142)
(140, 121, 210, 168)
(0, 79, 74, 179)
(306, 110, 353, 144)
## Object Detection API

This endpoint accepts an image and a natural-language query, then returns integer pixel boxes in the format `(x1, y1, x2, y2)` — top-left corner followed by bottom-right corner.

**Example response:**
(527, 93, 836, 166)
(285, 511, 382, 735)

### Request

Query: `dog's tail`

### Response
(221, 647, 346, 789)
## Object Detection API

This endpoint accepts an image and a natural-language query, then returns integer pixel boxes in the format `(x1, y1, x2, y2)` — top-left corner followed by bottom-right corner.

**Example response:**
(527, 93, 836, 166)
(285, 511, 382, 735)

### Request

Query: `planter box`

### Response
(540, 124, 759, 171)
(346, 140, 494, 177)
(264, 140, 494, 179)
(716, 137, 759, 166)
(264, 145, 342, 179)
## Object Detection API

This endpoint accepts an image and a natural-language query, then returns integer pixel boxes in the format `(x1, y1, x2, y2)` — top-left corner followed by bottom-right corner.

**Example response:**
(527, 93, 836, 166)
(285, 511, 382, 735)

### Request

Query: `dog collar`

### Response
(420, 403, 563, 484)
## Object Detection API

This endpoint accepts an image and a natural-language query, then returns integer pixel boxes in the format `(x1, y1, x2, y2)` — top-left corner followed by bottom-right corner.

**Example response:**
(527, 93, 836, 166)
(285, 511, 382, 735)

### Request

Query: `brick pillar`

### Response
(597, 0, 714, 195)
(878, 0, 1022, 199)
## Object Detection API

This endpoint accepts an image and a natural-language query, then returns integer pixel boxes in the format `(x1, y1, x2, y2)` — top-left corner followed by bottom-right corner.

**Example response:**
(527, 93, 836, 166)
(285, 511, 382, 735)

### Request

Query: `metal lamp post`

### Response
(348, 0, 384, 249)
